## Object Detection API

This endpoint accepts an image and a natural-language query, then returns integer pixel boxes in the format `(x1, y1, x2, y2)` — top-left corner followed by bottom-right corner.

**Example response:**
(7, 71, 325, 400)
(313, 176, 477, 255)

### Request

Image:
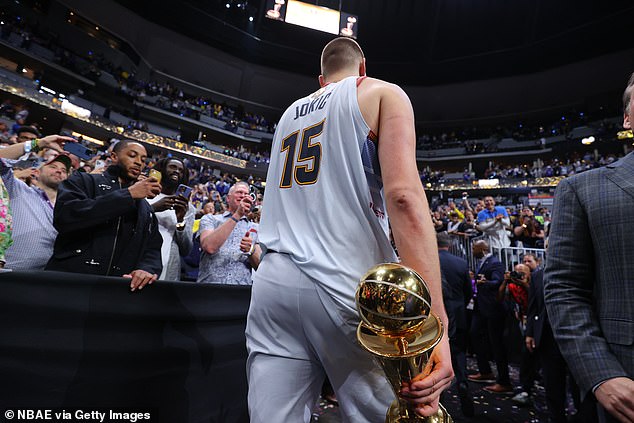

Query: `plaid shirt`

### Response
(0, 159, 57, 270)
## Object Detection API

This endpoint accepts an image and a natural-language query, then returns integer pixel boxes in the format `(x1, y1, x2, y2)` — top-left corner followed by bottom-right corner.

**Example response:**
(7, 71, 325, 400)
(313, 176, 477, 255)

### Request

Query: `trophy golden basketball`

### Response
(355, 263, 453, 423)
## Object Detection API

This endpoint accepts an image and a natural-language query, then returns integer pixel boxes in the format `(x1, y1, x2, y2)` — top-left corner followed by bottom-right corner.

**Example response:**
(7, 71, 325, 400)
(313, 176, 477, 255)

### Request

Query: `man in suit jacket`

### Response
(527, 266, 574, 422)
(544, 73, 634, 423)
(468, 240, 512, 393)
(437, 232, 474, 417)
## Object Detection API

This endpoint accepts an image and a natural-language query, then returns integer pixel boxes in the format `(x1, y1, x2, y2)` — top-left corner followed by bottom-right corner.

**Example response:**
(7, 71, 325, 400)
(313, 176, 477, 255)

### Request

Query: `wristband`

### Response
(230, 216, 240, 223)
(31, 139, 41, 153)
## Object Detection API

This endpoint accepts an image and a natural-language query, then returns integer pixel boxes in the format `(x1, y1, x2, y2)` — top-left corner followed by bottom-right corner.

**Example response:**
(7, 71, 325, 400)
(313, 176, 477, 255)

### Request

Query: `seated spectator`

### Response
(0, 135, 74, 270)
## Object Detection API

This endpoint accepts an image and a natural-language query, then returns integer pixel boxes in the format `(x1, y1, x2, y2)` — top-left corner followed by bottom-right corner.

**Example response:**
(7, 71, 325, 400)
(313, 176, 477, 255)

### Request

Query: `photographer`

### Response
(513, 207, 544, 248)
(498, 264, 537, 406)
(498, 265, 530, 325)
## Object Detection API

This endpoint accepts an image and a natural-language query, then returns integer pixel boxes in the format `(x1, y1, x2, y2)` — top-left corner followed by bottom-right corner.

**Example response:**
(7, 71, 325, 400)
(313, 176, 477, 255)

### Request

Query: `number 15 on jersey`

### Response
(279, 119, 325, 188)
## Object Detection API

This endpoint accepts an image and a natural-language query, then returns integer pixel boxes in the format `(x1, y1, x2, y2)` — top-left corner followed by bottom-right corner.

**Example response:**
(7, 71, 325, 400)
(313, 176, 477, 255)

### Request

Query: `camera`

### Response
(510, 270, 524, 280)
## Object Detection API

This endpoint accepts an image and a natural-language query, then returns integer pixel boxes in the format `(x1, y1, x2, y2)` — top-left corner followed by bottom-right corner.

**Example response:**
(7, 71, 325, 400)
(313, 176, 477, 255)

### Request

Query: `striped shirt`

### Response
(0, 159, 57, 270)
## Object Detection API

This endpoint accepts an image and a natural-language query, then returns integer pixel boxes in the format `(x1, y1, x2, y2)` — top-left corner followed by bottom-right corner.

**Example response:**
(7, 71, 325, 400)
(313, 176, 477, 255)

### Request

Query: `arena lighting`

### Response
(581, 136, 595, 145)
(226, 3, 230, 8)
(40, 86, 56, 95)
(617, 130, 633, 140)
(60, 99, 91, 120)
(249, 16, 254, 21)
(478, 179, 500, 188)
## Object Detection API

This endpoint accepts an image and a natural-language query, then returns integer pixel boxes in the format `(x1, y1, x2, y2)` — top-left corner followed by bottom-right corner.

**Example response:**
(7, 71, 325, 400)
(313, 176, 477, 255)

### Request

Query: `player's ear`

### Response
(359, 58, 366, 77)
(318, 74, 326, 87)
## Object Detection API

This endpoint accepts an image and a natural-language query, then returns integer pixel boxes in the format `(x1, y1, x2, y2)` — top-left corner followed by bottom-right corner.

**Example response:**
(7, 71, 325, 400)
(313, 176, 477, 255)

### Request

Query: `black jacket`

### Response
(473, 255, 506, 317)
(525, 268, 547, 346)
(46, 166, 163, 276)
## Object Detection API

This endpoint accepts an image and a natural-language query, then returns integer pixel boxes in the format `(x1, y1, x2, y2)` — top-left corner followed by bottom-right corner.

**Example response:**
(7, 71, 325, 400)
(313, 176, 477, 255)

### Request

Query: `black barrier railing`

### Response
(0, 271, 251, 423)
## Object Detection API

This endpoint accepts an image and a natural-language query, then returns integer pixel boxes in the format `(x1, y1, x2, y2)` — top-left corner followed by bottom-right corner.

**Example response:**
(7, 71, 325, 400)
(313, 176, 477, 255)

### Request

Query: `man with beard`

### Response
(146, 157, 195, 281)
(46, 140, 163, 291)
(0, 134, 74, 270)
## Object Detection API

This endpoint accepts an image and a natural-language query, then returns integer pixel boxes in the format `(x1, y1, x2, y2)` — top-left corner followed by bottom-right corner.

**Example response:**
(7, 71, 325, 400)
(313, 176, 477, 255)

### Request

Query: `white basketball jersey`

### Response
(259, 76, 397, 315)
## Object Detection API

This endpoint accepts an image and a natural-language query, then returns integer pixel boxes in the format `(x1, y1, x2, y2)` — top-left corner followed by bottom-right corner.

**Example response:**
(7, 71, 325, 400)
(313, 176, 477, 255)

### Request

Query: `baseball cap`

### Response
(42, 152, 72, 172)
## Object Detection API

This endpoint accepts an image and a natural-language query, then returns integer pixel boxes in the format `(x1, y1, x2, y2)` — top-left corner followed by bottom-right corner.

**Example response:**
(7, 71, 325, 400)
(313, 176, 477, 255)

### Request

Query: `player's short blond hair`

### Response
(320, 37, 364, 79)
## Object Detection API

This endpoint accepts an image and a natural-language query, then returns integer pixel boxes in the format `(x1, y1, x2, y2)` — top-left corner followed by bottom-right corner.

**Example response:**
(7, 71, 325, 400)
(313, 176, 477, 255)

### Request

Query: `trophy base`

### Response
(386, 401, 453, 423)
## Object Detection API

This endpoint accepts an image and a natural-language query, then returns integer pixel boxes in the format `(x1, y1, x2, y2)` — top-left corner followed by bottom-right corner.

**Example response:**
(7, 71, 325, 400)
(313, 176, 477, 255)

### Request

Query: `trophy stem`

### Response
(356, 314, 453, 423)
(396, 337, 409, 355)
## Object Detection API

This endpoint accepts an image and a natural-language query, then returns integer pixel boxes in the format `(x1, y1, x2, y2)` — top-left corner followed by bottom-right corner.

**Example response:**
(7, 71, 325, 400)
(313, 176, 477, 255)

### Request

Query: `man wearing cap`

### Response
(0, 134, 74, 270)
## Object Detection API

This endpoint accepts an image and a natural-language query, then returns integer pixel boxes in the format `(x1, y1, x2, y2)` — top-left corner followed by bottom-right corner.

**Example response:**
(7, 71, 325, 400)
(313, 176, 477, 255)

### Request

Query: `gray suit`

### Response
(544, 153, 634, 404)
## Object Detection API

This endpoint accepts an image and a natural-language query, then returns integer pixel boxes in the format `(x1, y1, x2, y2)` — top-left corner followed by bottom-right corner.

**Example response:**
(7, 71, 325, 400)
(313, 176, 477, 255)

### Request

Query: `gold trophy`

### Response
(356, 263, 453, 423)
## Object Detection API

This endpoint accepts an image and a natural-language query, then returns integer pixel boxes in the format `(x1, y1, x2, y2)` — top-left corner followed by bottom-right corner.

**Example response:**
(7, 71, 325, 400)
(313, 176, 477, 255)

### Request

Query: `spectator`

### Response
(15, 125, 40, 144)
(447, 212, 462, 234)
(437, 232, 474, 417)
(0, 135, 74, 270)
(498, 264, 538, 406)
(476, 196, 511, 249)
(197, 181, 261, 285)
(457, 210, 479, 237)
(513, 207, 545, 248)
(147, 158, 195, 281)
(468, 240, 512, 394)
(525, 259, 584, 422)
(45, 140, 163, 291)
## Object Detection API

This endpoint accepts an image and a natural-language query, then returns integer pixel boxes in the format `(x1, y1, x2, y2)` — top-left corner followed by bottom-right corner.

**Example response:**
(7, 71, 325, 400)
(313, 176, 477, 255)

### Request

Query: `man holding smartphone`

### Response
(197, 181, 261, 285)
(46, 139, 163, 291)
(146, 157, 195, 281)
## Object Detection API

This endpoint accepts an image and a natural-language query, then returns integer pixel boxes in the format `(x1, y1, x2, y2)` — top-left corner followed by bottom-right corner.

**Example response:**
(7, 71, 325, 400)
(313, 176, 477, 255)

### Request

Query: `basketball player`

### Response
(246, 37, 453, 422)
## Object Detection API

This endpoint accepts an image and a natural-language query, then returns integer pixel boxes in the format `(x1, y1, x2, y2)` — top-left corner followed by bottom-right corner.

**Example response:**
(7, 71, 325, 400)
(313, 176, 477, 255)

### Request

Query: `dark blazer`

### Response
(438, 249, 472, 307)
(525, 267, 546, 346)
(46, 166, 163, 277)
(544, 153, 634, 397)
(473, 254, 506, 317)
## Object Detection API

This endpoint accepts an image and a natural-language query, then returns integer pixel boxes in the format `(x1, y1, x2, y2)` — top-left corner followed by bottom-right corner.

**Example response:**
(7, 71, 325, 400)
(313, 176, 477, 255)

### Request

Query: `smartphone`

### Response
(148, 169, 162, 183)
(176, 184, 193, 199)
(63, 142, 94, 160)
(249, 188, 258, 212)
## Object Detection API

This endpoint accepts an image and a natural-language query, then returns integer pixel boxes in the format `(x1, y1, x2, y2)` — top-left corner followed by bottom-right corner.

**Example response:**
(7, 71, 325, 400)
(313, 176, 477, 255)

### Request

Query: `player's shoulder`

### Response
(358, 76, 402, 93)
(358, 77, 410, 106)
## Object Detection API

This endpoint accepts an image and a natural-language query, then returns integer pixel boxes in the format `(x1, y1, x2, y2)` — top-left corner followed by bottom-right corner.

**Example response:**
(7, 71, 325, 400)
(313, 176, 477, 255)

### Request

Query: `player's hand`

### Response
(128, 177, 161, 199)
(399, 337, 454, 417)
(124, 269, 158, 292)
(594, 377, 634, 423)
